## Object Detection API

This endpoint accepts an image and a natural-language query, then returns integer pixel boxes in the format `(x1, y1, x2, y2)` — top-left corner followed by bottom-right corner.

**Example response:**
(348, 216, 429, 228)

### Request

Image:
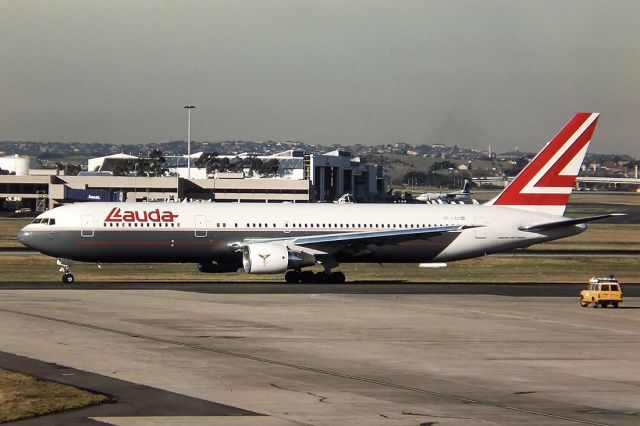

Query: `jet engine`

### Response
(197, 261, 240, 273)
(242, 243, 315, 274)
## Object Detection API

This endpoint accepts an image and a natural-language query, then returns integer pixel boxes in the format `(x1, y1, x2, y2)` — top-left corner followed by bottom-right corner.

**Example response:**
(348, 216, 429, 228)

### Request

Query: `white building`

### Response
(0, 155, 33, 176)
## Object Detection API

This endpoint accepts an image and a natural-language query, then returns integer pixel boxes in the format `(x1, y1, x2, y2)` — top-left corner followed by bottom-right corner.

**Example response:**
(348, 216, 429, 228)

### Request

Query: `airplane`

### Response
(18, 112, 619, 284)
(415, 178, 472, 203)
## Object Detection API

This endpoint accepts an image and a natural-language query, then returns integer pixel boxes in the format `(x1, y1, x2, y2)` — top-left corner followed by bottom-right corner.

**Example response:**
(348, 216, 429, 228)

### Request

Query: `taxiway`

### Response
(1, 285, 638, 425)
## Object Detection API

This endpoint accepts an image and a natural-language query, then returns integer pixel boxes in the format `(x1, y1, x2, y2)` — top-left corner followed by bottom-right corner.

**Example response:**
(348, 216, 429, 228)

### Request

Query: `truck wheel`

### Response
(580, 299, 588, 307)
(592, 299, 598, 308)
(612, 302, 619, 308)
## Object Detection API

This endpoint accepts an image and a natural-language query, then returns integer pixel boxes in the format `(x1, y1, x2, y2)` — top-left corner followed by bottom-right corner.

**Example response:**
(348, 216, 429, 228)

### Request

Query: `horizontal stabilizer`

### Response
(518, 213, 625, 232)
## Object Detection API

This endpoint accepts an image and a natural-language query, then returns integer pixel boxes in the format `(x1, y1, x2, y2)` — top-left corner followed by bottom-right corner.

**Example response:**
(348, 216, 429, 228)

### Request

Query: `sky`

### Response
(1, 0, 639, 155)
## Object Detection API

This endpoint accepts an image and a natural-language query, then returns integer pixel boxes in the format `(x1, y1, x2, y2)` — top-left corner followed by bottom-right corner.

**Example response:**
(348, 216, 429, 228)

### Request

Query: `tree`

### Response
(146, 149, 168, 177)
(195, 152, 232, 175)
(403, 171, 428, 186)
(257, 159, 280, 177)
(195, 153, 279, 177)
(112, 160, 135, 176)
(503, 156, 531, 177)
(55, 162, 82, 176)
(429, 160, 457, 173)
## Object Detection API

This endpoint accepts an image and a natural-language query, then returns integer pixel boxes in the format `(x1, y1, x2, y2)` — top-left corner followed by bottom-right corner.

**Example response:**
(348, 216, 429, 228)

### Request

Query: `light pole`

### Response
(184, 105, 196, 180)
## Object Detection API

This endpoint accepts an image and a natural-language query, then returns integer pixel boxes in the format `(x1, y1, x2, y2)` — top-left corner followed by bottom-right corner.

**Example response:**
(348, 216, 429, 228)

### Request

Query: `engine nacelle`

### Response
(197, 261, 240, 273)
(242, 243, 315, 274)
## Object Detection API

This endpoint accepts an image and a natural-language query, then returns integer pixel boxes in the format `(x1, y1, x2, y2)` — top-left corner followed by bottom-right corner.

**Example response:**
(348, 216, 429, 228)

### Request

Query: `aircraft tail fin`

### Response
(486, 113, 599, 216)
(462, 178, 471, 194)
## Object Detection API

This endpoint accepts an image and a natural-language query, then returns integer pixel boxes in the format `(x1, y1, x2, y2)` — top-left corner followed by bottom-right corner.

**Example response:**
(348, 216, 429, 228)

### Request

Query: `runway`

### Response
(1, 285, 639, 425)
(3, 281, 640, 296)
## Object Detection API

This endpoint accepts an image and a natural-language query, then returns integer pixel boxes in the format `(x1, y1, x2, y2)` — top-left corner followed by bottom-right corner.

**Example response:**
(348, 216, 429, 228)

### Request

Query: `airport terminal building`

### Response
(0, 150, 386, 212)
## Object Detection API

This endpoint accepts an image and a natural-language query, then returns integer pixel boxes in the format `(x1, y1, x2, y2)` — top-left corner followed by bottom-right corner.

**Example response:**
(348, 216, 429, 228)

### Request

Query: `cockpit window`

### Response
(32, 218, 55, 225)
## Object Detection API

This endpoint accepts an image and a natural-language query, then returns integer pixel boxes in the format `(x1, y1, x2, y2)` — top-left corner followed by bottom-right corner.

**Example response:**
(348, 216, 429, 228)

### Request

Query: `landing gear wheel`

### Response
(62, 273, 74, 284)
(314, 271, 329, 284)
(284, 270, 300, 284)
(299, 270, 315, 284)
(329, 271, 346, 284)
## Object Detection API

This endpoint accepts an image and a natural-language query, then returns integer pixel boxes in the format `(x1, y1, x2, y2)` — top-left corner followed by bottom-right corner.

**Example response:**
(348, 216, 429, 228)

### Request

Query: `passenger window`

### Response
(610, 285, 619, 291)
(602, 285, 610, 291)
(48, 218, 55, 225)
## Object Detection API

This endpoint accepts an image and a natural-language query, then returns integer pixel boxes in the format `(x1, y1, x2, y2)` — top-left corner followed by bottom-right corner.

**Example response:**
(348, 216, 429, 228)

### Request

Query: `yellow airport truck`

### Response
(580, 276, 623, 308)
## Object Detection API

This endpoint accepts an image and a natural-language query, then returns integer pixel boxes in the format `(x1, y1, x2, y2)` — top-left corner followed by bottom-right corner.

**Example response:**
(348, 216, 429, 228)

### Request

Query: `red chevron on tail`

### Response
(487, 113, 599, 215)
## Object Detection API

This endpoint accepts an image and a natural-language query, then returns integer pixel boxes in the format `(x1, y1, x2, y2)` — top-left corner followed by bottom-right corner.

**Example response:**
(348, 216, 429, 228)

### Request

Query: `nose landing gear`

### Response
(57, 258, 74, 284)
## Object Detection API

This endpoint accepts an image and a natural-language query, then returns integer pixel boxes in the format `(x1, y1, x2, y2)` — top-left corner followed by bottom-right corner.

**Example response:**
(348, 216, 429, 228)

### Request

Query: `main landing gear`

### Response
(284, 269, 346, 284)
(57, 258, 74, 284)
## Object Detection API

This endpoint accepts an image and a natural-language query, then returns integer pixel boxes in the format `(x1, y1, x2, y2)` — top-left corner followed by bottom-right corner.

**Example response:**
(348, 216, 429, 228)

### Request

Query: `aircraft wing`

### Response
(518, 213, 625, 232)
(234, 225, 473, 254)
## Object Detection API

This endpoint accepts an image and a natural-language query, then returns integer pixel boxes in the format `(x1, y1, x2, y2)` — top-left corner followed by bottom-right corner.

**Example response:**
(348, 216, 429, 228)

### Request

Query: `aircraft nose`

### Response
(17, 229, 32, 248)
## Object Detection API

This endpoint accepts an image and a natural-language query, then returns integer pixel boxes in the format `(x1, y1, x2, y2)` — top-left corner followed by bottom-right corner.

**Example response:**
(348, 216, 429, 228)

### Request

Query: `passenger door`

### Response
(600, 284, 610, 301)
(80, 215, 94, 238)
(473, 217, 486, 239)
(194, 215, 207, 238)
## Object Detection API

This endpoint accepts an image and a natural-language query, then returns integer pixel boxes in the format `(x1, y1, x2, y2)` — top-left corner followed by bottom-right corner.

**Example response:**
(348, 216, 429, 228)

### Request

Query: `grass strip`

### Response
(0, 253, 637, 283)
(0, 368, 108, 423)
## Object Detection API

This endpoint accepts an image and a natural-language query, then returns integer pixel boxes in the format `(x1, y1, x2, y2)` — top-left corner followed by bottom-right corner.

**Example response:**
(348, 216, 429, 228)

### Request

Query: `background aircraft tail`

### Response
(486, 113, 599, 216)
(462, 178, 471, 194)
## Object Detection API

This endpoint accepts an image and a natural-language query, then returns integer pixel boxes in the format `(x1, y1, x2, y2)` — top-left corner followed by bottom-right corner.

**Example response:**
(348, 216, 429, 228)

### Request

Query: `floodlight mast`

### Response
(184, 105, 196, 180)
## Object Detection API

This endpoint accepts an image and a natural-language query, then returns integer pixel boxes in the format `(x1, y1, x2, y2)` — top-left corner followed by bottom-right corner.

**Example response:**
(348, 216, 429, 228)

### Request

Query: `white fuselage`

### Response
(18, 202, 585, 266)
